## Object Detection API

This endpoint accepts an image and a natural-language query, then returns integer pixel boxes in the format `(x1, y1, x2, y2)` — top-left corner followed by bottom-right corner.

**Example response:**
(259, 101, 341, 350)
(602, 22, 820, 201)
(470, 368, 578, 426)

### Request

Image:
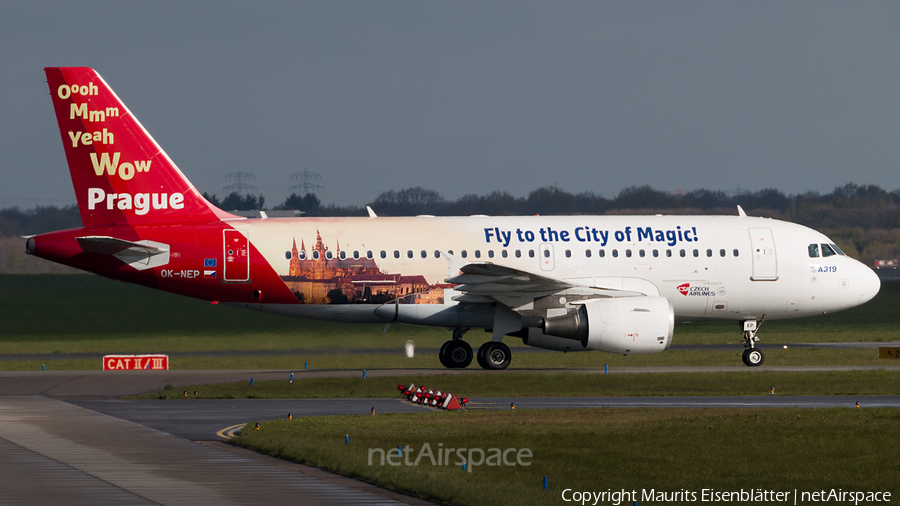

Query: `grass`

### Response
(133, 370, 900, 399)
(2, 274, 900, 373)
(0, 274, 449, 353)
(232, 408, 900, 506)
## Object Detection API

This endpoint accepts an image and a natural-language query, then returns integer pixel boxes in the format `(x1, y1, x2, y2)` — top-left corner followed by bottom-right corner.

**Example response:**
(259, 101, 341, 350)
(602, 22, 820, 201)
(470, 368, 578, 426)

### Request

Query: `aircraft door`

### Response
(749, 228, 777, 281)
(223, 229, 250, 282)
(539, 243, 555, 271)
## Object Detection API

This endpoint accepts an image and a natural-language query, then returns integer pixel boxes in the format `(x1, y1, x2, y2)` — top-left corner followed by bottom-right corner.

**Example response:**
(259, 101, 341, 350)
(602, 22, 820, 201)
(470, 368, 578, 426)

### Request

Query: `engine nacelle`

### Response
(541, 296, 674, 354)
(521, 328, 588, 351)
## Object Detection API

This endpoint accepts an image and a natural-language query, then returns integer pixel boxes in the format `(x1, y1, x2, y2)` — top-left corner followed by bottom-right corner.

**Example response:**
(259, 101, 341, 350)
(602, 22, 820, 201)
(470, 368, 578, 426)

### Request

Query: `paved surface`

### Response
(68, 395, 900, 442)
(0, 396, 431, 506)
(71, 398, 431, 440)
(4, 365, 900, 398)
(467, 395, 900, 410)
(4, 341, 900, 361)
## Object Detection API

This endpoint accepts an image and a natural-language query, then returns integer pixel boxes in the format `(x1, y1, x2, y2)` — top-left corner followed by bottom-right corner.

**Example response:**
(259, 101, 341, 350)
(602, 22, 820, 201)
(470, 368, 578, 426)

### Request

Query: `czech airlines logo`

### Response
(676, 283, 716, 297)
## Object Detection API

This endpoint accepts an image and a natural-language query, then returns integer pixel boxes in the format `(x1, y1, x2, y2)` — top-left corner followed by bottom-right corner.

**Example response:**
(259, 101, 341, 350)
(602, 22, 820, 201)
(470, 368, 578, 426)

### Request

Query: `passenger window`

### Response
(313, 251, 320, 260)
(299, 251, 307, 260)
(612, 249, 619, 258)
(821, 244, 837, 257)
(367, 250, 373, 259)
(625, 249, 632, 258)
(639, 249, 645, 258)
(475, 250, 481, 259)
(326, 251, 333, 260)
(353, 251, 360, 260)
(719, 249, 726, 257)
(488, 250, 495, 258)
(652, 249, 659, 258)
(565, 250, 571, 258)
(543, 249, 550, 258)
(679, 249, 686, 257)
(666, 249, 672, 258)
(693, 249, 699, 257)
(501, 250, 508, 258)
(339, 251, 346, 260)
(380, 250, 386, 259)
(407, 250, 413, 259)
(706, 249, 712, 257)
(461, 250, 468, 259)
(434, 250, 441, 258)
(599, 250, 605, 258)
(285, 251, 292, 260)
(733, 249, 739, 257)
(529, 250, 535, 258)
(585, 249, 592, 258)
(393, 250, 400, 259)
(808, 244, 819, 258)
(515, 250, 522, 258)
(420, 250, 427, 259)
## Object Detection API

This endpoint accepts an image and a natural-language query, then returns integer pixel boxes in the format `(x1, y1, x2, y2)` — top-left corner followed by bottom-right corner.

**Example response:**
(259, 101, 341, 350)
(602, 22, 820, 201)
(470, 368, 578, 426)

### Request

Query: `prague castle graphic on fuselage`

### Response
(280, 230, 447, 304)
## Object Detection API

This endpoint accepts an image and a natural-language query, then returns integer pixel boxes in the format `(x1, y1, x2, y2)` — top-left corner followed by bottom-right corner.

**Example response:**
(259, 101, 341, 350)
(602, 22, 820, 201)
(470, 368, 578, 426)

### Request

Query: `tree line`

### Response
(4, 183, 900, 264)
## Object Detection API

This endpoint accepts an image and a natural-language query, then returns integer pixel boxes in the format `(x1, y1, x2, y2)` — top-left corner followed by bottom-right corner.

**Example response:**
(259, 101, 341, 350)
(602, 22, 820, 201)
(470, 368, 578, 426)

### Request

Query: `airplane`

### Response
(27, 67, 881, 370)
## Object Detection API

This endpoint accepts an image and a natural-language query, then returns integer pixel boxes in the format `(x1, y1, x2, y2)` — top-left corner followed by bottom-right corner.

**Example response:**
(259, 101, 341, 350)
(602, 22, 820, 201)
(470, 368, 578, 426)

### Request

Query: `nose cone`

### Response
(857, 264, 881, 305)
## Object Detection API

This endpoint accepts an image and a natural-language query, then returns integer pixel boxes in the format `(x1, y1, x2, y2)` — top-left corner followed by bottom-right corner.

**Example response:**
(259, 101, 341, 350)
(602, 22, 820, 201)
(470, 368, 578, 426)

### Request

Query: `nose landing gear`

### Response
(740, 319, 765, 366)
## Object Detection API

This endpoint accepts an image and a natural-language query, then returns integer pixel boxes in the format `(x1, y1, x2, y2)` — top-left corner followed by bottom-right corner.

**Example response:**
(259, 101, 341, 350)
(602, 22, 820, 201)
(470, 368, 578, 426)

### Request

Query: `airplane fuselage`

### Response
(33, 214, 880, 326)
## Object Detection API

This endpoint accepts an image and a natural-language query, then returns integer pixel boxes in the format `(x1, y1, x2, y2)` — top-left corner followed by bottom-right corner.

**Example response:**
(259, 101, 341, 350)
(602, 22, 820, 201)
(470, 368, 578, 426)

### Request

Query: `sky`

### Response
(3, 2, 900, 209)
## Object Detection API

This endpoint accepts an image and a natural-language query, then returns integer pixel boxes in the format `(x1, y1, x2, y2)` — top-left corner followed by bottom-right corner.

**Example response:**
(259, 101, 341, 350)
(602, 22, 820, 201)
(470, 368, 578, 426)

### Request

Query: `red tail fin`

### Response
(45, 67, 232, 227)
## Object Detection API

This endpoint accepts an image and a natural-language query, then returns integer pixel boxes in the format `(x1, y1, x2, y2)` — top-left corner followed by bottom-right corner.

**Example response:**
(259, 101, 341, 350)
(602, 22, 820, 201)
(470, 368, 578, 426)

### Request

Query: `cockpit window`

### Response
(830, 243, 846, 256)
(808, 243, 819, 258)
(821, 244, 837, 257)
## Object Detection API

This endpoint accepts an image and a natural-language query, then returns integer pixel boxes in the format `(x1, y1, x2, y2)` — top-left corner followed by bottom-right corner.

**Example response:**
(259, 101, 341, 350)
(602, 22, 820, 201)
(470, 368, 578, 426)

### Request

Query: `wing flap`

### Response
(446, 262, 653, 309)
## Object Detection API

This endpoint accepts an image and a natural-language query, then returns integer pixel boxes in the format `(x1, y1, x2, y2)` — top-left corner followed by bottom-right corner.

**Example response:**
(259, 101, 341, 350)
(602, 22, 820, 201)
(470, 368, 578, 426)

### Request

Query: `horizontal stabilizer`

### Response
(76, 236, 170, 271)
(77, 236, 161, 255)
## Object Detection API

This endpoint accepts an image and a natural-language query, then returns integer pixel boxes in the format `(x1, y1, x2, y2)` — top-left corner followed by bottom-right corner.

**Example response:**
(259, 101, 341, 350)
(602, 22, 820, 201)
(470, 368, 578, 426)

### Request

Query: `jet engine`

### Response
(540, 296, 674, 354)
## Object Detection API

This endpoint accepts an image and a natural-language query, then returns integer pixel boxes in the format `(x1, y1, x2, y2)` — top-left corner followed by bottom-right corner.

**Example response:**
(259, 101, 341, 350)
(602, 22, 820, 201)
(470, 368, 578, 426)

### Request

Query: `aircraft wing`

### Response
(445, 262, 646, 309)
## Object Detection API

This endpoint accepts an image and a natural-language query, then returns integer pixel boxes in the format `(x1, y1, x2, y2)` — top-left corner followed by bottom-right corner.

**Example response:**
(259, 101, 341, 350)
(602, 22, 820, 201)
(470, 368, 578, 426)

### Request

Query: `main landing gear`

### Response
(439, 328, 511, 370)
(740, 319, 765, 367)
(476, 341, 511, 370)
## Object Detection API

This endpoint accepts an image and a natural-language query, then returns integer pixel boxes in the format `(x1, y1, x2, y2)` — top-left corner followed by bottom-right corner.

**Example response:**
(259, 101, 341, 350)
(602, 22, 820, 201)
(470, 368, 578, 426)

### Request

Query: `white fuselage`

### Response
(231, 214, 880, 325)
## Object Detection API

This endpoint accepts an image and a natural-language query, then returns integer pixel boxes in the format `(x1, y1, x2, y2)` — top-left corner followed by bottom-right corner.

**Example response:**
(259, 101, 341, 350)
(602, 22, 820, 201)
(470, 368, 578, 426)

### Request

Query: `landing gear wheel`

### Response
(477, 342, 511, 370)
(742, 348, 764, 367)
(439, 340, 452, 368)
(441, 340, 473, 369)
(476, 341, 489, 369)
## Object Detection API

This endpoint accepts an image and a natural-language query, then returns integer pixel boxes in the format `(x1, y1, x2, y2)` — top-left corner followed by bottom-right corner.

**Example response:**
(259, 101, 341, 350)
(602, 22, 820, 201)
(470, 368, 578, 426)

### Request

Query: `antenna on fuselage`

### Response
(737, 205, 747, 217)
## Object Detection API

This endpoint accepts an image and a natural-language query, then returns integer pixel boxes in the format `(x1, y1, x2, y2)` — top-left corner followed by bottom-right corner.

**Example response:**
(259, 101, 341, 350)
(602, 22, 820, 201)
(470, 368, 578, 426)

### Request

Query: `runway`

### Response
(3, 341, 899, 362)
(4, 364, 900, 398)
(69, 394, 900, 441)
